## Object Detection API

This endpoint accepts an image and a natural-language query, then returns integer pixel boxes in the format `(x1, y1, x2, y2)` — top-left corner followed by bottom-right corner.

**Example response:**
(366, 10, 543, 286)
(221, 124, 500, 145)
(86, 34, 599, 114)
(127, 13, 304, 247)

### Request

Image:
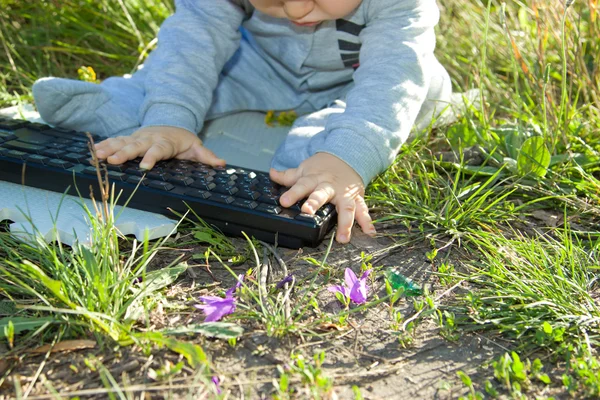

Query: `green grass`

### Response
(1, 0, 600, 397)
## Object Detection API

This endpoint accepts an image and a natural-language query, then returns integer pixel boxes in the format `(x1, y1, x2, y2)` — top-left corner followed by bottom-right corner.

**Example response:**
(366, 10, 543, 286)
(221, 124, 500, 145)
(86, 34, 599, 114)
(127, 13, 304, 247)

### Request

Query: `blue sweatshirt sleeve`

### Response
(311, 0, 440, 185)
(139, 0, 249, 134)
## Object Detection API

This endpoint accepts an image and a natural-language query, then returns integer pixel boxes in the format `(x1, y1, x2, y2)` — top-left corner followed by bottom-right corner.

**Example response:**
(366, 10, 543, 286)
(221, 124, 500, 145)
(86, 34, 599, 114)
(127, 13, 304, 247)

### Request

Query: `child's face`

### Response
(249, 0, 362, 26)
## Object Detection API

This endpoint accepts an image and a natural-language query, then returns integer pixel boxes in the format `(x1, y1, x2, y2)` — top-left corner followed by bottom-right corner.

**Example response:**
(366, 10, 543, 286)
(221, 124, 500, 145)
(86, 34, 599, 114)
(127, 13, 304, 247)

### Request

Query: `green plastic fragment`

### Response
(385, 269, 423, 296)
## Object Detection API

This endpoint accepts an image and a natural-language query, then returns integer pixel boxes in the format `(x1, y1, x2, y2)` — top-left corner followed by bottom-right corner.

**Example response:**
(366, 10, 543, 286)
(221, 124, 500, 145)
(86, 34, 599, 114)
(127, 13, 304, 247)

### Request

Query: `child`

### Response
(33, 0, 452, 244)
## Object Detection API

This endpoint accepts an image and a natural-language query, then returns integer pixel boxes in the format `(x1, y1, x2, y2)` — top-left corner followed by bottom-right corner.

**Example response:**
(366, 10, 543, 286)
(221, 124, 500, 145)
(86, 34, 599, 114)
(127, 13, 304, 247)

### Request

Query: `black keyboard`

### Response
(0, 117, 336, 248)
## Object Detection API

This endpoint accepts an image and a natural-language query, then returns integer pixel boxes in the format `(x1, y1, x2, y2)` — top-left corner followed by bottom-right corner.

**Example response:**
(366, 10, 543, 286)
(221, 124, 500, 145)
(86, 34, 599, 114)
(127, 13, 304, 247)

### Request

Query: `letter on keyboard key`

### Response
(237, 190, 261, 201)
(184, 189, 212, 199)
(258, 193, 280, 205)
(213, 184, 239, 196)
(211, 194, 235, 204)
(232, 199, 258, 210)
(190, 181, 216, 191)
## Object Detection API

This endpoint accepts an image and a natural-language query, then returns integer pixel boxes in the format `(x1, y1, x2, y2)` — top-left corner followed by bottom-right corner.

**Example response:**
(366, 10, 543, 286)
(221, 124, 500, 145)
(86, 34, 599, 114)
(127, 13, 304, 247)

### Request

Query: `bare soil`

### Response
(0, 226, 556, 399)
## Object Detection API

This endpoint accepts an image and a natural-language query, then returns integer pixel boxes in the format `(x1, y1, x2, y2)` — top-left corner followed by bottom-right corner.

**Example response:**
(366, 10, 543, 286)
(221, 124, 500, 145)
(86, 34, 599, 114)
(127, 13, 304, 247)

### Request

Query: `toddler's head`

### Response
(249, 0, 362, 26)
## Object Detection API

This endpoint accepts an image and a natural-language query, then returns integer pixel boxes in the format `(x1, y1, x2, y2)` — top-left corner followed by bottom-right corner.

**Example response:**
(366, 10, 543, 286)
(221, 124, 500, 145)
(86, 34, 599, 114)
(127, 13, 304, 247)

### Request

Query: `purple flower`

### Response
(276, 274, 294, 289)
(328, 268, 372, 304)
(195, 274, 244, 322)
(212, 376, 222, 394)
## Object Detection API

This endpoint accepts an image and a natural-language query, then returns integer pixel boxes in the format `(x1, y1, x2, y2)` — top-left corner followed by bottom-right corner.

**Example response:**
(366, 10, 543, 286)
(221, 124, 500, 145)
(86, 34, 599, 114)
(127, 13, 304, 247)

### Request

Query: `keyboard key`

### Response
(190, 172, 215, 183)
(3, 140, 45, 153)
(43, 128, 91, 143)
(26, 154, 49, 164)
(83, 166, 101, 176)
(0, 131, 16, 141)
(256, 204, 282, 215)
(0, 120, 26, 130)
(213, 184, 239, 196)
(125, 167, 147, 176)
(106, 164, 127, 172)
(41, 148, 66, 158)
(190, 181, 216, 191)
(148, 180, 175, 191)
(27, 122, 51, 131)
(107, 171, 127, 181)
(47, 159, 73, 169)
(13, 128, 53, 145)
(168, 175, 194, 186)
(184, 189, 212, 199)
(237, 189, 261, 201)
(147, 171, 172, 180)
(62, 153, 89, 163)
(232, 199, 258, 209)
(46, 142, 68, 149)
(317, 204, 335, 218)
(126, 176, 147, 186)
(295, 213, 322, 224)
(258, 193, 280, 205)
(6, 149, 28, 159)
(210, 194, 235, 204)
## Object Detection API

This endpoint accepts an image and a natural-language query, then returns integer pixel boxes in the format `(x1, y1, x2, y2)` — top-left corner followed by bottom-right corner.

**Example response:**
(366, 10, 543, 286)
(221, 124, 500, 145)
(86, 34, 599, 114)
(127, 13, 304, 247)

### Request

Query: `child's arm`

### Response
(274, 0, 441, 242)
(96, 0, 249, 168)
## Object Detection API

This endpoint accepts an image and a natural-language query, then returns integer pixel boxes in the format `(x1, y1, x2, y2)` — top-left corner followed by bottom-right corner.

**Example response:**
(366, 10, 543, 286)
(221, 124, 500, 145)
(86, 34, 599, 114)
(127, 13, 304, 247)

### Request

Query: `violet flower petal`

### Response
(226, 274, 245, 297)
(276, 274, 294, 289)
(195, 296, 236, 322)
(212, 376, 222, 394)
(327, 284, 350, 298)
(344, 268, 359, 289)
(349, 279, 368, 304)
(360, 269, 373, 280)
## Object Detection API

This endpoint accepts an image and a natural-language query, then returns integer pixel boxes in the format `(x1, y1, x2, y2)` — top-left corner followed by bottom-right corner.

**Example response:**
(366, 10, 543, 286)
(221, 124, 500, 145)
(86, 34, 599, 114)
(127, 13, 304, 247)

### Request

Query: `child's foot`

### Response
(32, 78, 140, 137)
(33, 78, 111, 134)
(434, 89, 482, 128)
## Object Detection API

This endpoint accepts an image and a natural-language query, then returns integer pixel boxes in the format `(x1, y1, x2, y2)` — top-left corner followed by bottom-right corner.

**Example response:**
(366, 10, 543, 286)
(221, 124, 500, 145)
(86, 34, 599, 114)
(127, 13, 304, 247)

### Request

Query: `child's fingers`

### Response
(269, 168, 300, 187)
(107, 139, 153, 166)
(139, 141, 176, 170)
(191, 145, 226, 167)
(334, 198, 356, 243)
(278, 176, 317, 207)
(354, 196, 376, 236)
(301, 183, 335, 214)
(94, 137, 129, 159)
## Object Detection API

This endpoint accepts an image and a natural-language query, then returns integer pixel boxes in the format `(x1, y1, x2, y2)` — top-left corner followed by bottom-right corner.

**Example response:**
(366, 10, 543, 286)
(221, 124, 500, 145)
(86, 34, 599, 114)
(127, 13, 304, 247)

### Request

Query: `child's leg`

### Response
(271, 58, 453, 172)
(32, 69, 147, 137)
(413, 58, 453, 132)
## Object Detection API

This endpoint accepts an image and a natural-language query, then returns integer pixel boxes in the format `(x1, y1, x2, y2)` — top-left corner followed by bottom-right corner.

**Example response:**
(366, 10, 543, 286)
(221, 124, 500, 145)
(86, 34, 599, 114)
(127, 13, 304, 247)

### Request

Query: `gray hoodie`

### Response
(139, 0, 440, 184)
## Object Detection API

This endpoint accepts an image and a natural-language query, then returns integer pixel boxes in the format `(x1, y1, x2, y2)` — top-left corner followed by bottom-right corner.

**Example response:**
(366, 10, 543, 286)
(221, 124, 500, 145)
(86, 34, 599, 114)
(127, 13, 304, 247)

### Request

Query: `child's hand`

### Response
(94, 126, 226, 170)
(270, 153, 376, 243)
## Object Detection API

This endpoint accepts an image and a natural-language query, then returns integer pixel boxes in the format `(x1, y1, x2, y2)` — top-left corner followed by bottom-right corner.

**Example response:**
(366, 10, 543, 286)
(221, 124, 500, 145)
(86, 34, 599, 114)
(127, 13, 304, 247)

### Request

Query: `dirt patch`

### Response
(1, 227, 505, 399)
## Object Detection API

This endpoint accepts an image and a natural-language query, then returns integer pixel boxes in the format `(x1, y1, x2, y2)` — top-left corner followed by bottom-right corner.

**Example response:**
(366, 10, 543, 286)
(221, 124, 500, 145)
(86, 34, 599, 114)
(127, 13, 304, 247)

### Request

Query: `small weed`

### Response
(471, 352, 552, 399)
(273, 351, 335, 400)
(457, 370, 484, 400)
(562, 351, 600, 398)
